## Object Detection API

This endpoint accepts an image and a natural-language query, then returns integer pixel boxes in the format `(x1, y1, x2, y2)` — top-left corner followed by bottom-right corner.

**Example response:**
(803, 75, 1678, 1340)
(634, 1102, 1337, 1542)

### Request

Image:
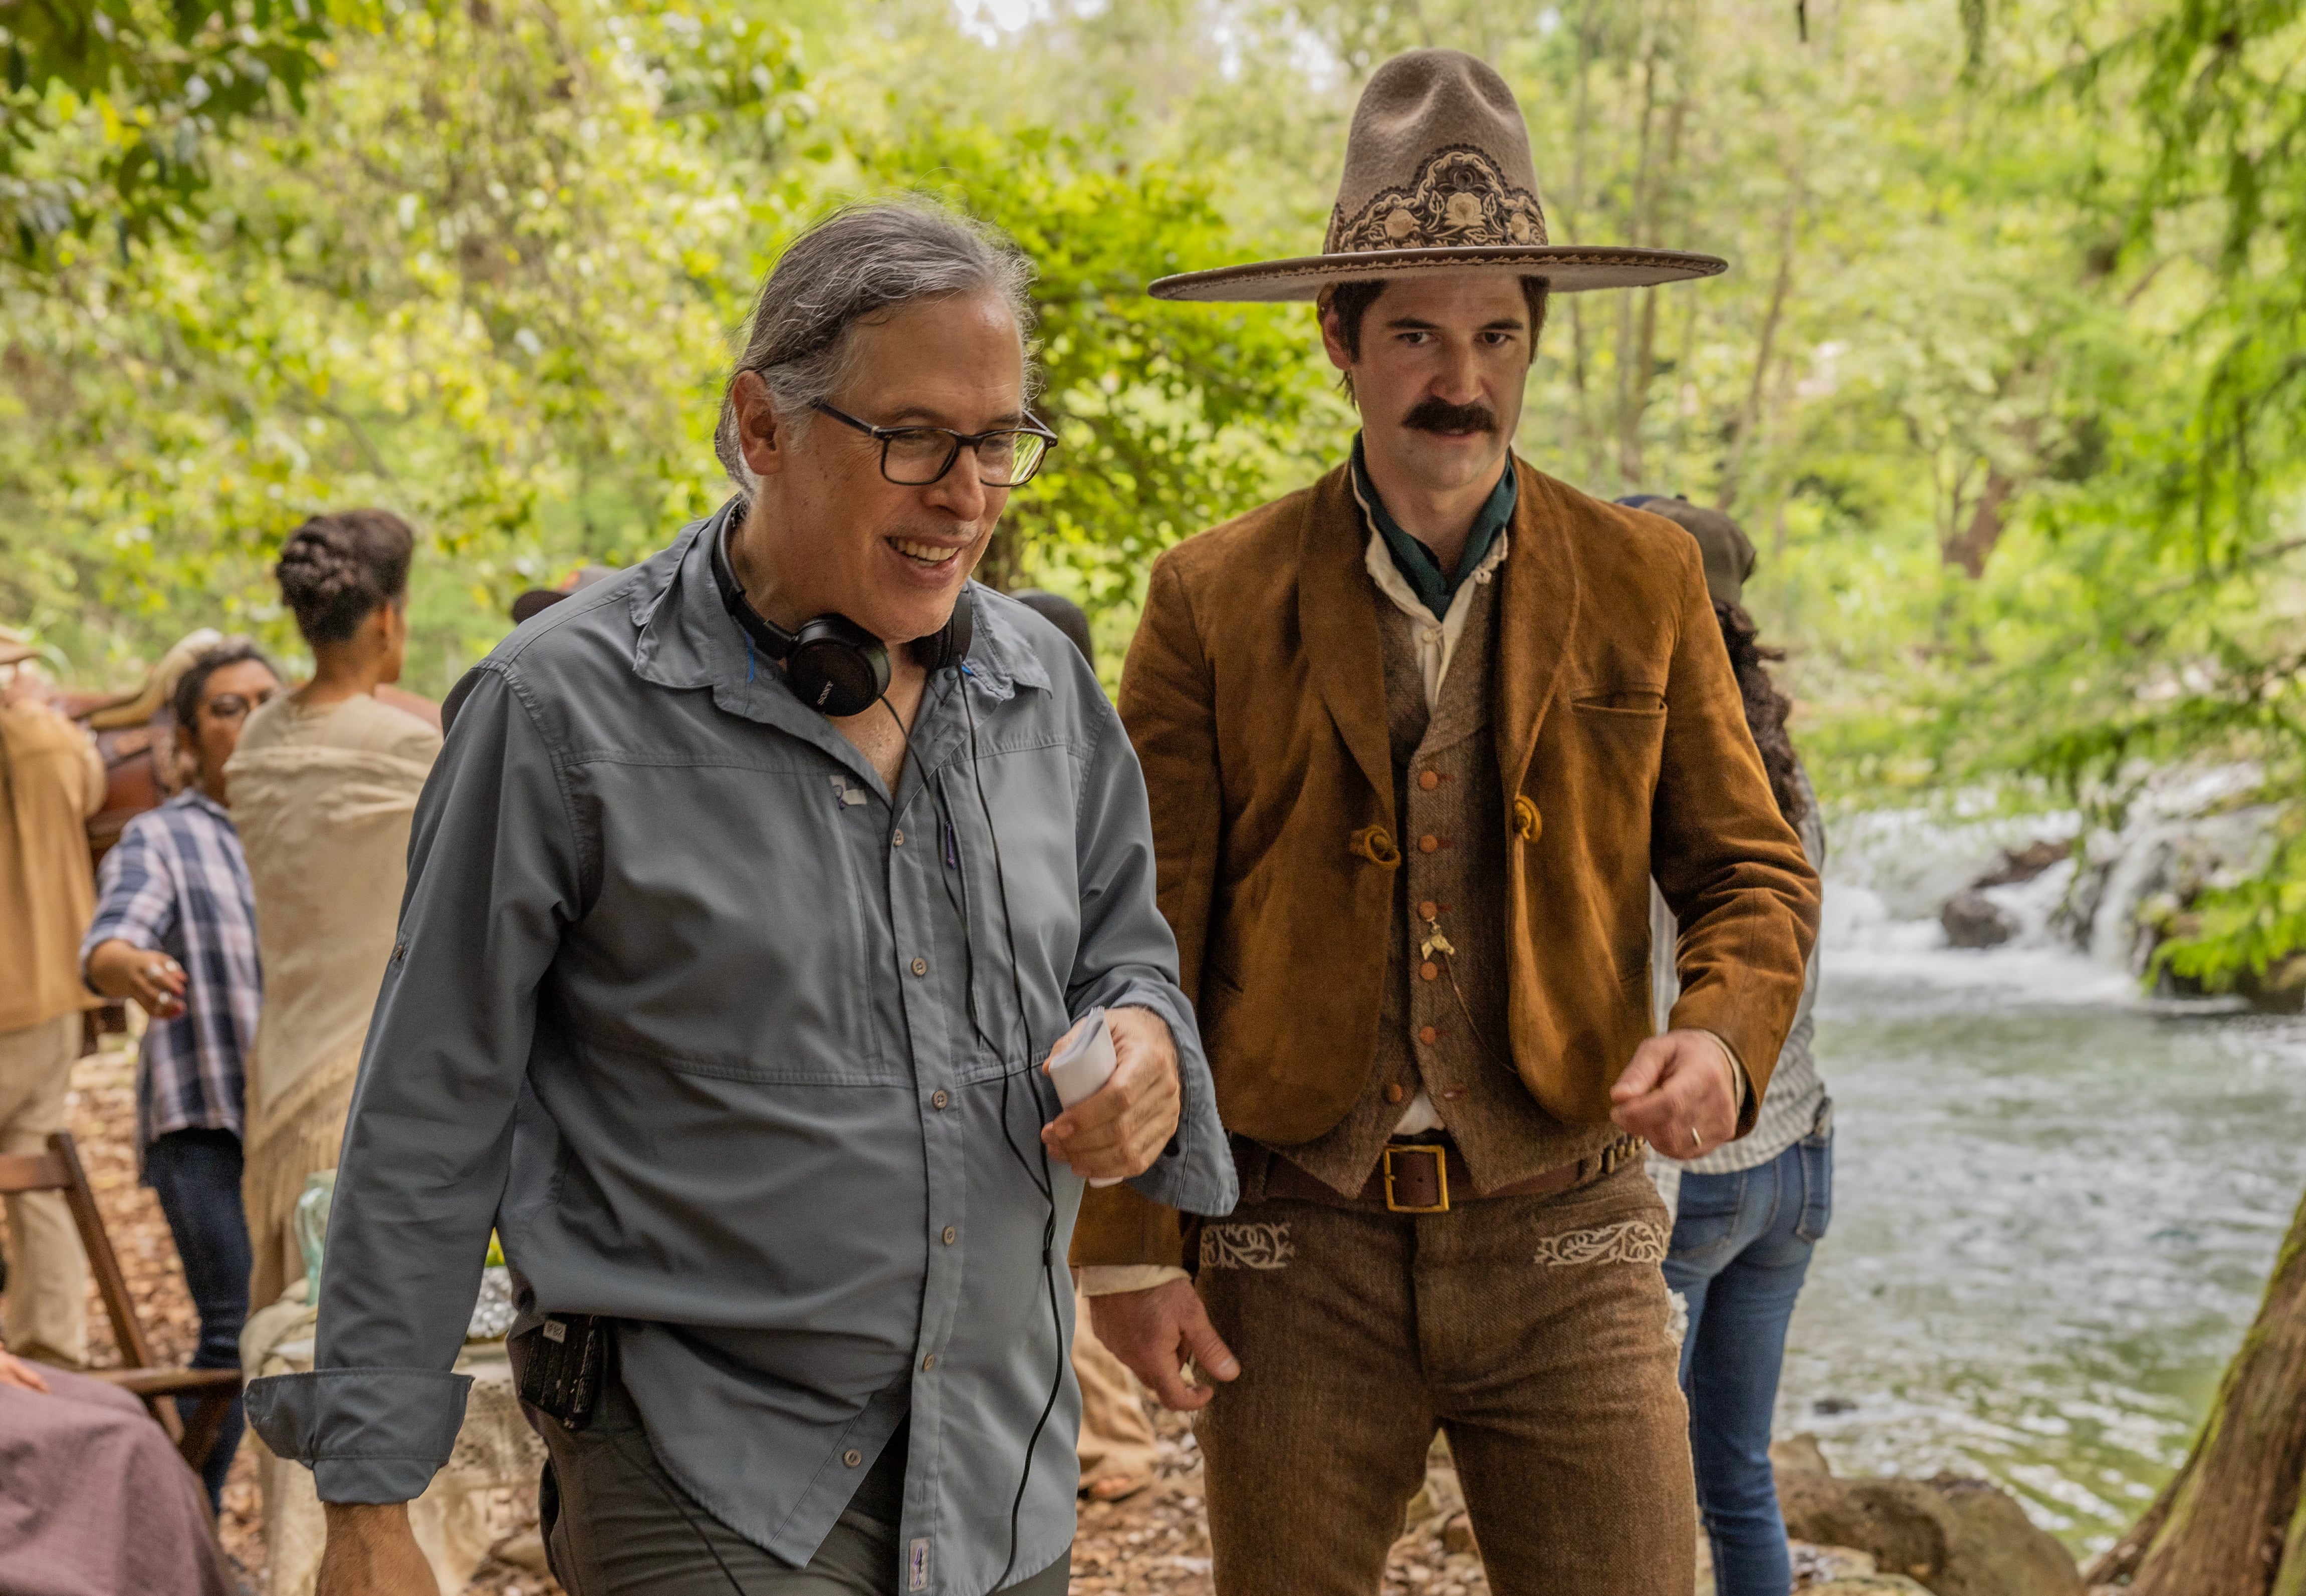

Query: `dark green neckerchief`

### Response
(1349, 433, 1517, 621)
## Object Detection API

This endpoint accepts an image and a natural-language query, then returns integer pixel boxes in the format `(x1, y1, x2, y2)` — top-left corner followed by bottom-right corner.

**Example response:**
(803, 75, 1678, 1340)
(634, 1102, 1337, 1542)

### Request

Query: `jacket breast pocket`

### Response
(1570, 693, 1669, 790)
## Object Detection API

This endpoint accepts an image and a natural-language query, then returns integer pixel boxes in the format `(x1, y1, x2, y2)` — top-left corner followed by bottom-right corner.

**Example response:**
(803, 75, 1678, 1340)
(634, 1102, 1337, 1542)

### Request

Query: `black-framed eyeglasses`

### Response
(814, 403, 1058, 488)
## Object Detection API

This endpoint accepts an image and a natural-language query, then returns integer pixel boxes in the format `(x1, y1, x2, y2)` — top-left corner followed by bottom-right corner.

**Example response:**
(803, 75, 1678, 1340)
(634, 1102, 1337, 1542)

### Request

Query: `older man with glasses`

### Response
(248, 199, 1234, 1596)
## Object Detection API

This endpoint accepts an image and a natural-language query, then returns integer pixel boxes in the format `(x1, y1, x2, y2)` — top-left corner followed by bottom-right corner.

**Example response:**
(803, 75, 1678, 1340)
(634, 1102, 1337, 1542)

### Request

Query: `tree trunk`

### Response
(2085, 1185, 2306, 1593)
(1941, 466, 2014, 578)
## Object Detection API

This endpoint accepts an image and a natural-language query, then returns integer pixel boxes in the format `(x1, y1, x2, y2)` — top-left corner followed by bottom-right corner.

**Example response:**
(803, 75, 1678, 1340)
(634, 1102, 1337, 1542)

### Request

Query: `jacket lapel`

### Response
(1494, 461, 1581, 792)
(1297, 465, 1395, 817)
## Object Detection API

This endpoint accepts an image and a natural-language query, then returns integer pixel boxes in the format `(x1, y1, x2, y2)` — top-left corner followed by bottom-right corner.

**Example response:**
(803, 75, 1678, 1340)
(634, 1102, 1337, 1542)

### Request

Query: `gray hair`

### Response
(714, 198, 1040, 491)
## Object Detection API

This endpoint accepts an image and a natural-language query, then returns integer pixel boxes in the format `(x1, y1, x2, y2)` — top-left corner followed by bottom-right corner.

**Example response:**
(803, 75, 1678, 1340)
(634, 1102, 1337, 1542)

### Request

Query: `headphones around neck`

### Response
(709, 512, 975, 718)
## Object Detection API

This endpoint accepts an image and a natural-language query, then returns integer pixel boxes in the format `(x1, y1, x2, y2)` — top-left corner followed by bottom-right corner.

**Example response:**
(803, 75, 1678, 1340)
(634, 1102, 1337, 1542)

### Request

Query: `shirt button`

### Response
(931, 1090, 950, 1110)
(922, 1354, 937, 1372)
(1420, 961, 1439, 982)
(1418, 771, 1440, 791)
(911, 957, 929, 976)
(1418, 900, 1438, 920)
(1418, 835, 1439, 854)
(844, 1449, 863, 1468)
(1419, 1025, 1439, 1044)
(892, 828, 905, 847)
(1384, 1083, 1405, 1106)
(942, 1226, 958, 1246)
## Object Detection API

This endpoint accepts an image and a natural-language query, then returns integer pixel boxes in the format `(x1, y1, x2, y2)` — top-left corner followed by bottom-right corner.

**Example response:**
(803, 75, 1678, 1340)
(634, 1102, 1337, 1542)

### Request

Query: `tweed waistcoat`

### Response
(1274, 566, 1625, 1198)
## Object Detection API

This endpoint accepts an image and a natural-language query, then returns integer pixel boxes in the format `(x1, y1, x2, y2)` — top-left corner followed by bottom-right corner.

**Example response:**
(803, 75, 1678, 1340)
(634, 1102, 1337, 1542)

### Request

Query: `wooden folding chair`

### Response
(0, 1129, 242, 1474)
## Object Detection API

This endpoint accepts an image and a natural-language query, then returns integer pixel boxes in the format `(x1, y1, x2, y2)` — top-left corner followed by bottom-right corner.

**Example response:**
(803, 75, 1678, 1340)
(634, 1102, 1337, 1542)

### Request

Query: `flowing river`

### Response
(1775, 921, 2306, 1556)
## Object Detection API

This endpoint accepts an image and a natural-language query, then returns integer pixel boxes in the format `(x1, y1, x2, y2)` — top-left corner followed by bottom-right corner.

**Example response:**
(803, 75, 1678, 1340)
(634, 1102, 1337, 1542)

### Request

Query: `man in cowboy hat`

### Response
(1074, 49, 1821, 1594)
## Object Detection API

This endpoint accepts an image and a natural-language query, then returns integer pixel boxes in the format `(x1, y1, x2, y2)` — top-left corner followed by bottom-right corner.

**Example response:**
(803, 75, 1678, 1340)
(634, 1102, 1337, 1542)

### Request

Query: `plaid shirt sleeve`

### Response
(83, 815, 181, 973)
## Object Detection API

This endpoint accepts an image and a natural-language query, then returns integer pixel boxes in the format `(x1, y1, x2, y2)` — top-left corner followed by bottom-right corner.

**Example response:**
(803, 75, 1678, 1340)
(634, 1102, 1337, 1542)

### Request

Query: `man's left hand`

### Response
(1042, 1006, 1181, 1181)
(1610, 1029, 1740, 1160)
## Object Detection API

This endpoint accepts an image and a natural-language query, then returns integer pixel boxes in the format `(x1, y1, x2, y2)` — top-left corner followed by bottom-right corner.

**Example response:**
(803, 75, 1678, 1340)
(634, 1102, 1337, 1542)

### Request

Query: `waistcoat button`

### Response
(1417, 900, 1438, 920)
(1418, 1025, 1438, 1044)
(911, 957, 929, 976)
(922, 1354, 937, 1372)
(1418, 771, 1440, 791)
(892, 829, 905, 847)
(844, 1449, 863, 1468)
(1385, 1083, 1405, 1105)
(1418, 834, 1439, 854)
(942, 1226, 958, 1245)
(1420, 961, 1439, 982)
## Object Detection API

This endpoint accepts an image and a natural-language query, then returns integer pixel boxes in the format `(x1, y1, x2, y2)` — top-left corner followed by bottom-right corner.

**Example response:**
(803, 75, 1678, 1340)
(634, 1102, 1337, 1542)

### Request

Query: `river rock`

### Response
(1941, 889, 2018, 949)
(1777, 1472, 2081, 1596)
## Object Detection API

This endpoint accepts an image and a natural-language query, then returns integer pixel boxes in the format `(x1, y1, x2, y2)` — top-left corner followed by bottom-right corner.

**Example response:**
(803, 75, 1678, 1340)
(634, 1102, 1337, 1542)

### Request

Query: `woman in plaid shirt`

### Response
(82, 639, 280, 1511)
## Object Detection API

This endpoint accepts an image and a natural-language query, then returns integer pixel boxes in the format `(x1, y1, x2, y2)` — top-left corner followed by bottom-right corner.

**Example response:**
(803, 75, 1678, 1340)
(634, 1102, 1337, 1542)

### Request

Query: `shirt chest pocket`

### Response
(566, 761, 895, 1086)
(934, 737, 1082, 1086)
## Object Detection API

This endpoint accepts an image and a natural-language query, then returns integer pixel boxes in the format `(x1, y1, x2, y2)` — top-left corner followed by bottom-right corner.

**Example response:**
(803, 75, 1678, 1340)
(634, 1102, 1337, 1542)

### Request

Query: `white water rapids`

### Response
(1778, 797, 2306, 1555)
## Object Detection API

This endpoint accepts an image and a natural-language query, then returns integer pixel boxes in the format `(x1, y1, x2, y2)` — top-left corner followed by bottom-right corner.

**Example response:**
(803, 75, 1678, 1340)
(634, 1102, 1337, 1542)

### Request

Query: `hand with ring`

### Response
(1609, 1029, 1740, 1161)
(85, 939, 189, 1020)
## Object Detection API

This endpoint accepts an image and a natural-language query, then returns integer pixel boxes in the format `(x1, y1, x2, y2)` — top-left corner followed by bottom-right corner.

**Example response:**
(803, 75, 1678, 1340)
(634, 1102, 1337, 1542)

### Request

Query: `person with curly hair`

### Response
(225, 510, 442, 1311)
(1622, 494, 1833, 1596)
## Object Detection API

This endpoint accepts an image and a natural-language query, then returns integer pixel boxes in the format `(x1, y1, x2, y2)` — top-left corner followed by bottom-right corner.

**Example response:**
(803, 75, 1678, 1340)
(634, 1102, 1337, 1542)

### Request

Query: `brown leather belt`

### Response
(1247, 1134, 1643, 1215)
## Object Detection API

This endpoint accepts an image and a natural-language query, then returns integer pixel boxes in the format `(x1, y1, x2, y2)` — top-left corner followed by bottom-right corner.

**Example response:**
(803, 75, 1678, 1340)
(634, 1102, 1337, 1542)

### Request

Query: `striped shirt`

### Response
(1649, 763, 1827, 1203)
(82, 789, 260, 1153)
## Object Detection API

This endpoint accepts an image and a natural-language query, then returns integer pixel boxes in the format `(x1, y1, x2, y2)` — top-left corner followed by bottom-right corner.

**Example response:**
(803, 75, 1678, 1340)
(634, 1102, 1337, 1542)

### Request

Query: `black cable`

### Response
(960, 664, 1068, 1593)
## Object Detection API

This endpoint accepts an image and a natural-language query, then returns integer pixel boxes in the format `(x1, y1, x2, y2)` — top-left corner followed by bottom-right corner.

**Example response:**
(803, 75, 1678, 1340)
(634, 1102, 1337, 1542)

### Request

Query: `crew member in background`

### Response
(1077, 50, 1821, 1595)
(228, 509, 442, 1308)
(1628, 495, 1833, 1596)
(0, 628, 105, 1368)
(82, 639, 282, 1512)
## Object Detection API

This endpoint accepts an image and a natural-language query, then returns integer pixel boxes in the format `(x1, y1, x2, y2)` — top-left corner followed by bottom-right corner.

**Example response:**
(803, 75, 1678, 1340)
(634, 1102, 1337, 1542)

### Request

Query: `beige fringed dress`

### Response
(225, 692, 440, 1307)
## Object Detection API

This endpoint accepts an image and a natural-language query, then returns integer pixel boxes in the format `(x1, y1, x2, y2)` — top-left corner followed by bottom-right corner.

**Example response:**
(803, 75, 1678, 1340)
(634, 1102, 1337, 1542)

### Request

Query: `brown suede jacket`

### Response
(1072, 458, 1821, 1268)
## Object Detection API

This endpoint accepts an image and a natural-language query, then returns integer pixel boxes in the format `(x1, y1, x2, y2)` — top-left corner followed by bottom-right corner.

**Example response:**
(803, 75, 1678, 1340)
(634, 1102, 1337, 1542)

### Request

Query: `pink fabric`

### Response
(0, 1365, 235, 1596)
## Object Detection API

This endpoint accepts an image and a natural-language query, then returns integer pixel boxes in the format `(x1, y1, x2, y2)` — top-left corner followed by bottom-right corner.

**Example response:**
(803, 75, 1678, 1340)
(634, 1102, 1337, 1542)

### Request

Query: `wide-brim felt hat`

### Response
(1150, 49, 1726, 303)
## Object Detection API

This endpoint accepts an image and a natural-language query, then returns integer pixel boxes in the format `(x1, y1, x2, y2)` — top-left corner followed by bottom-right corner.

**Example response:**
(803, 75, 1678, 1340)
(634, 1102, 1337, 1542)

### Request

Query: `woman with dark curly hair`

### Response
(1623, 495, 1831, 1596)
(225, 510, 442, 1312)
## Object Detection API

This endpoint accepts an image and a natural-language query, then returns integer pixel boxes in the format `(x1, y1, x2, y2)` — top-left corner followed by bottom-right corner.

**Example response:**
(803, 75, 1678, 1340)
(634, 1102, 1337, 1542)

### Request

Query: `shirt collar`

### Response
(1349, 433, 1517, 622)
(630, 497, 1047, 726)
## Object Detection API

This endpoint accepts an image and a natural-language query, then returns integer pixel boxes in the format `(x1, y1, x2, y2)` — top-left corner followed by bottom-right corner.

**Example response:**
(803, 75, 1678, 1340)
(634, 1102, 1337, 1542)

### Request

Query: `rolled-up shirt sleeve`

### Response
(82, 820, 178, 972)
(1064, 701, 1237, 1221)
(244, 664, 583, 1502)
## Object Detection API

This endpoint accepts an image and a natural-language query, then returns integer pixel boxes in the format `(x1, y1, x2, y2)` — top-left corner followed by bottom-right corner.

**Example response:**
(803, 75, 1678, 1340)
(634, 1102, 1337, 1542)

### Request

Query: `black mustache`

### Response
(1401, 397, 1498, 435)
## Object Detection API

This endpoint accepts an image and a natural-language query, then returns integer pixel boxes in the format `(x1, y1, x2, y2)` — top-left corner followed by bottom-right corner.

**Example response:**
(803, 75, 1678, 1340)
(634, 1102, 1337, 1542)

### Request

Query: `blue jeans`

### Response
(144, 1126, 252, 1511)
(1660, 1128, 1833, 1596)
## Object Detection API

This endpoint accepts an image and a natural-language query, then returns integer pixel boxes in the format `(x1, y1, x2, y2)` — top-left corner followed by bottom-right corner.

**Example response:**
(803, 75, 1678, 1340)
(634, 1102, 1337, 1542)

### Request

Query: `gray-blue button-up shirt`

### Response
(246, 500, 1236, 1596)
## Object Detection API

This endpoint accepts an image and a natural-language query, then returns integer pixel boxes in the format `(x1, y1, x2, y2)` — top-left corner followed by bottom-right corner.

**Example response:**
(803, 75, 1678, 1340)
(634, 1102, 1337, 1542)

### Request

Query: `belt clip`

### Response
(1382, 1144, 1450, 1213)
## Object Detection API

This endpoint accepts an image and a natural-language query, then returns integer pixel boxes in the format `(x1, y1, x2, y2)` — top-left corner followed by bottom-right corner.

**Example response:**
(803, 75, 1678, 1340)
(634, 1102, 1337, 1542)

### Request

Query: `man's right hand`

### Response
(1089, 1276, 1240, 1411)
(317, 1502, 434, 1596)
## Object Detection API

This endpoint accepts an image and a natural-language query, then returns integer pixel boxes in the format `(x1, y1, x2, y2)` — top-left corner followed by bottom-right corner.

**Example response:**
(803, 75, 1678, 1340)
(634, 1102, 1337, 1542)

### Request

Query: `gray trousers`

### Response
(531, 1374, 1071, 1596)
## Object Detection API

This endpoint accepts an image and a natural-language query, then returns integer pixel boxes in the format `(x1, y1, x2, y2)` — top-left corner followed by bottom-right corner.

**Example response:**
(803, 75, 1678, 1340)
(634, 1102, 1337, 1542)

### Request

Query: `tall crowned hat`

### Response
(1150, 49, 1726, 303)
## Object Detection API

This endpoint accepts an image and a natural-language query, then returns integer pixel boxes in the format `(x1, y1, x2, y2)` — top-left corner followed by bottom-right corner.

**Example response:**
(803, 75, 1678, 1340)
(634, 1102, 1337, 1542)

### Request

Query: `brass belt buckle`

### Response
(1382, 1144, 1449, 1213)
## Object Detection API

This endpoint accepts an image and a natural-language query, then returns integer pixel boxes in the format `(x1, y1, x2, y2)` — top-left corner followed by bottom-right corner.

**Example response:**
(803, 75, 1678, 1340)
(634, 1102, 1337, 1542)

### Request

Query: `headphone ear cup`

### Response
(786, 618, 889, 717)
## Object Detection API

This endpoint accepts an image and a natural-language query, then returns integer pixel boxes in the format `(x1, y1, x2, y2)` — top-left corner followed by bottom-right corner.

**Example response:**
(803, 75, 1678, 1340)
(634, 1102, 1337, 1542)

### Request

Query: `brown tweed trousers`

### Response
(1189, 571, 1696, 1595)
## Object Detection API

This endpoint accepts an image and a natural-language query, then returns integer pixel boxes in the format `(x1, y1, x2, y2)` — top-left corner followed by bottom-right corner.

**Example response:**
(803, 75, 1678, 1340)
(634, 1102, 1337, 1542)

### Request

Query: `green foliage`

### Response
(4, 0, 2305, 983)
(856, 117, 1338, 606)
(2, 0, 339, 258)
